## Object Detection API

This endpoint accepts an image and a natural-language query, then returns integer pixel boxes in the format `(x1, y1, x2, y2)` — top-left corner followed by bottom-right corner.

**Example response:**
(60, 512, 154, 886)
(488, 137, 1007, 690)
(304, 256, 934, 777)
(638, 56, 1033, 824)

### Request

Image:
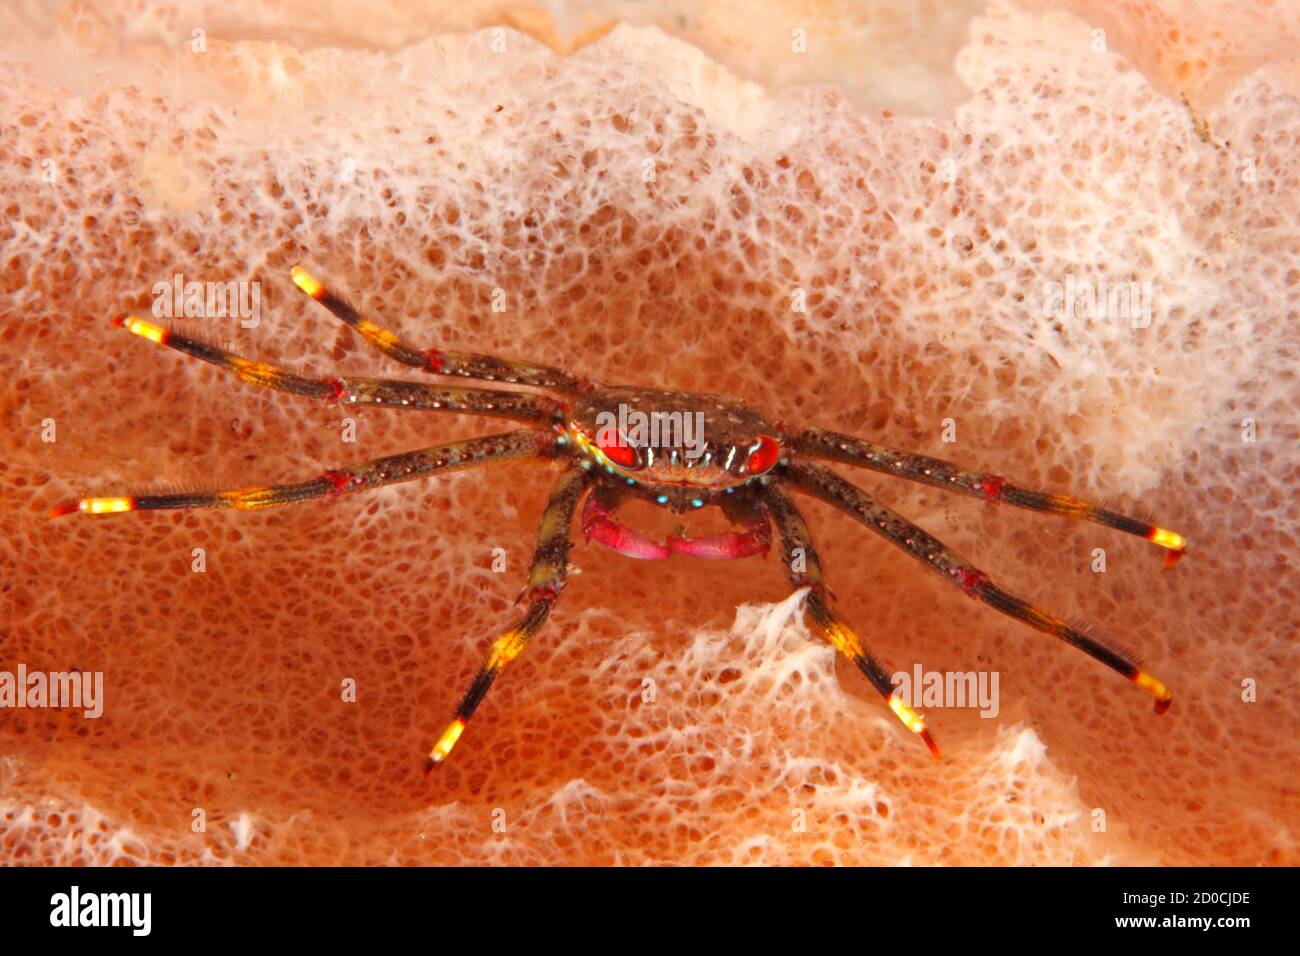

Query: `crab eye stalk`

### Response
(596, 432, 639, 469)
(743, 435, 781, 475)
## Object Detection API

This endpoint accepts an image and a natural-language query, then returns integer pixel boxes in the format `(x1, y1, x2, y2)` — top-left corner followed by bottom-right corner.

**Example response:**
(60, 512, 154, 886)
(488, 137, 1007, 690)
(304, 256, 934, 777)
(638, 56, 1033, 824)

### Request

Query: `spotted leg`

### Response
(783, 460, 1173, 713)
(792, 428, 1187, 566)
(103, 315, 561, 424)
(760, 482, 940, 757)
(50, 430, 558, 517)
(425, 462, 592, 769)
(291, 266, 591, 395)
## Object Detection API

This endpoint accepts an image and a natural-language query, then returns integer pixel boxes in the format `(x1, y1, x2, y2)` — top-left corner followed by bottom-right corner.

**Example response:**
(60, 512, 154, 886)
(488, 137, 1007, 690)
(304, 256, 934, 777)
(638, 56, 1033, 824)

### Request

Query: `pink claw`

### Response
(582, 496, 771, 561)
(581, 496, 672, 560)
(667, 521, 771, 560)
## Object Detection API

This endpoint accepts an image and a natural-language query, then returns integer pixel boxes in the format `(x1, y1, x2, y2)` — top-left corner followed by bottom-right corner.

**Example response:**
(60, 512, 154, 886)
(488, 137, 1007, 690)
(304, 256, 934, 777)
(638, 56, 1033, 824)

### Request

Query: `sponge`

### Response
(2, 0, 1297, 865)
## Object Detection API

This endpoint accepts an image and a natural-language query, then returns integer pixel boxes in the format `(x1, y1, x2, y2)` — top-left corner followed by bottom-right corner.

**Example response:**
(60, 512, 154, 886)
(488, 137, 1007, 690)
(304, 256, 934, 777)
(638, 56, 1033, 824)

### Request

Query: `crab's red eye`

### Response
(596, 432, 639, 469)
(744, 435, 780, 474)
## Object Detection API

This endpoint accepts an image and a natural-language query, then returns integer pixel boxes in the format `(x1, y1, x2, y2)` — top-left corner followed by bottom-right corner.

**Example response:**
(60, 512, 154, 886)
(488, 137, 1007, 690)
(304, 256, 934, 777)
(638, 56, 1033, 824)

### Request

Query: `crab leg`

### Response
(291, 266, 590, 395)
(792, 428, 1187, 566)
(782, 460, 1173, 713)
(426, 463, 592, 769)
(106, 315, 560, 424)
(50, 430, 557, 517)
(760, 483, 940, 757)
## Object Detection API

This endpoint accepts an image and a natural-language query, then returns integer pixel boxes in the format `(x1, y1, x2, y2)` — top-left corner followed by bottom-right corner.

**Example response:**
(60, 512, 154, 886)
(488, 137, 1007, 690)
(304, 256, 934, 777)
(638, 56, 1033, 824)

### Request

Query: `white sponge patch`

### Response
(2, 1, 1297, 866)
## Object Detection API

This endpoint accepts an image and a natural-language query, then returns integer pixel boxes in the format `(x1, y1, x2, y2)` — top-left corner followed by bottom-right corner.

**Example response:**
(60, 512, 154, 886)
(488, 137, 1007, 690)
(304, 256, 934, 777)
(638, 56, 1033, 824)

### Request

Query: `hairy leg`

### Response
(107, 315, 561, 424)
(792, 427, 1186, 565)
(51, 430, 559, 517)
(782, 459, 1173, 713)
(425, 462, 593, 768)
(292, 266, 590, 395)
(760, 482, 939, 757)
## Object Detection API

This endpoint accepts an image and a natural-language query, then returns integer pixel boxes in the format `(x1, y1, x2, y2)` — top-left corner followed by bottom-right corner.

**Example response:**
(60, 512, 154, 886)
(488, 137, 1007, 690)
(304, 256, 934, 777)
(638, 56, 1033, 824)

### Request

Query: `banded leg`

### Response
(50, 430, 556, 518)
(291, 266, 590, 395)
(760, 482, 940, 758)
(426, 463, 592, 769)
(792, 428, 1187, 565)
(783, 460, 1173, 712)
(106, 315, 561, 423)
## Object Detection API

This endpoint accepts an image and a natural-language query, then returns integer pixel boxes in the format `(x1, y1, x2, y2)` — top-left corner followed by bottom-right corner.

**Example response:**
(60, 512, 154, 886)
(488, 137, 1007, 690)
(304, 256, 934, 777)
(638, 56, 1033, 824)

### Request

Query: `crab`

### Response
(52, 266, 1186, 769)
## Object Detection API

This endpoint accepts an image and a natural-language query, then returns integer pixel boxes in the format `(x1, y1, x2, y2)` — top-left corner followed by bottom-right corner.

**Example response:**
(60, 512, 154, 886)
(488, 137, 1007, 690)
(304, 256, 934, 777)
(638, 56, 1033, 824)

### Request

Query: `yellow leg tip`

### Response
(426, 718, 466, 770)
(888, 694, 941, 758)
(1133, 671, 1173, 714)
(115, 315, 168, 344)
(290, 265, 324, 299)
(1149, 527, 1185, 551)
(888, 693, 926, 735)
(76, 497, 136, 515)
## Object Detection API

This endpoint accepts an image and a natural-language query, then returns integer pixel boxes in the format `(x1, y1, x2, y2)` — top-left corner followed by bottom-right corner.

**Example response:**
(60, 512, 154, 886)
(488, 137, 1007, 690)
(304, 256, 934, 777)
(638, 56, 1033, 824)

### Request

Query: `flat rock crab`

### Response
(52, 266, 1186, 770)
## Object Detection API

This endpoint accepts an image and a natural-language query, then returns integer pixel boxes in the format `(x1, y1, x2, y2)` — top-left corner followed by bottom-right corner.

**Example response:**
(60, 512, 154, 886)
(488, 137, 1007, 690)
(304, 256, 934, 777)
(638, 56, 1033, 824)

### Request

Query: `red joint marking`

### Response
(425, 350, 445, 373)
(422, 756, 437, 776)
(921, 729, 942, 760)
(322, 470, 354, 493)
(110, 316, 127, 328)
(517, 583, 561, 606)
(954, 567, 990, 596)
(1163, 547, 1187, 569)
(976, 475, 1007, 501)
(48, 502, 78, 519)
(323, 377, 347, 402)
(1154, 697, 1172, 716)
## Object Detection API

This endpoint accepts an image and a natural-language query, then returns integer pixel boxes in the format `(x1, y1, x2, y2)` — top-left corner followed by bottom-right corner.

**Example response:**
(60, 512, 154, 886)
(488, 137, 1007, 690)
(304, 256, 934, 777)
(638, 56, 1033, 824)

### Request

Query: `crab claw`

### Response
(581, 495, 671, 559)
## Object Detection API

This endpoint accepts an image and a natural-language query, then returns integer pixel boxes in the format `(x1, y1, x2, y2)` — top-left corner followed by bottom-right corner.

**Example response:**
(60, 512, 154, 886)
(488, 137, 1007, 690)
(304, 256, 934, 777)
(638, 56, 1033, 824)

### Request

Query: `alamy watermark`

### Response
(50, 886, 150, 936)
(0, 665, 103, 718)
(152, 272, 262, 328)
(595, 403, 706, 459)
(891, 664, 1000, 718)
(1042, 272, 1155, 329)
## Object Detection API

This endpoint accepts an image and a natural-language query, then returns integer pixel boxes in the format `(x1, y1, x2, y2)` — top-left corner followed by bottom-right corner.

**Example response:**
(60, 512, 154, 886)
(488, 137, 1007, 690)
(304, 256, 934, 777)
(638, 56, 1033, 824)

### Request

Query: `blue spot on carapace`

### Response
(655, 495, 669, 505)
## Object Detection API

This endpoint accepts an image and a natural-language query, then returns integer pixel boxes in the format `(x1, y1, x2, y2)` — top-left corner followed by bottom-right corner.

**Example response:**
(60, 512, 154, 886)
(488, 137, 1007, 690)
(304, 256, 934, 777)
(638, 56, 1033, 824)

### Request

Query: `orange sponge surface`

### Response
(2, 1, 1297, 865)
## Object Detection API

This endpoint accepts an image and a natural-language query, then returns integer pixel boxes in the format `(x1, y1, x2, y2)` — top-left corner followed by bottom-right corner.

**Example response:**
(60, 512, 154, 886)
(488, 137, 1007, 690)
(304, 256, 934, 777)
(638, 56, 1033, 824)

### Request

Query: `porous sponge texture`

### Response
(2, 0, 1298, 865)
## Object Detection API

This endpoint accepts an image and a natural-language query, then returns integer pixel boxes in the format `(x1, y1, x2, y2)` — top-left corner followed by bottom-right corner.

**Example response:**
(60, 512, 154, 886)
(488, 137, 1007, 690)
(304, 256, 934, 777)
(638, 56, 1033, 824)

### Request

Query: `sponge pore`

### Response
(2, 1, 1298, 865)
